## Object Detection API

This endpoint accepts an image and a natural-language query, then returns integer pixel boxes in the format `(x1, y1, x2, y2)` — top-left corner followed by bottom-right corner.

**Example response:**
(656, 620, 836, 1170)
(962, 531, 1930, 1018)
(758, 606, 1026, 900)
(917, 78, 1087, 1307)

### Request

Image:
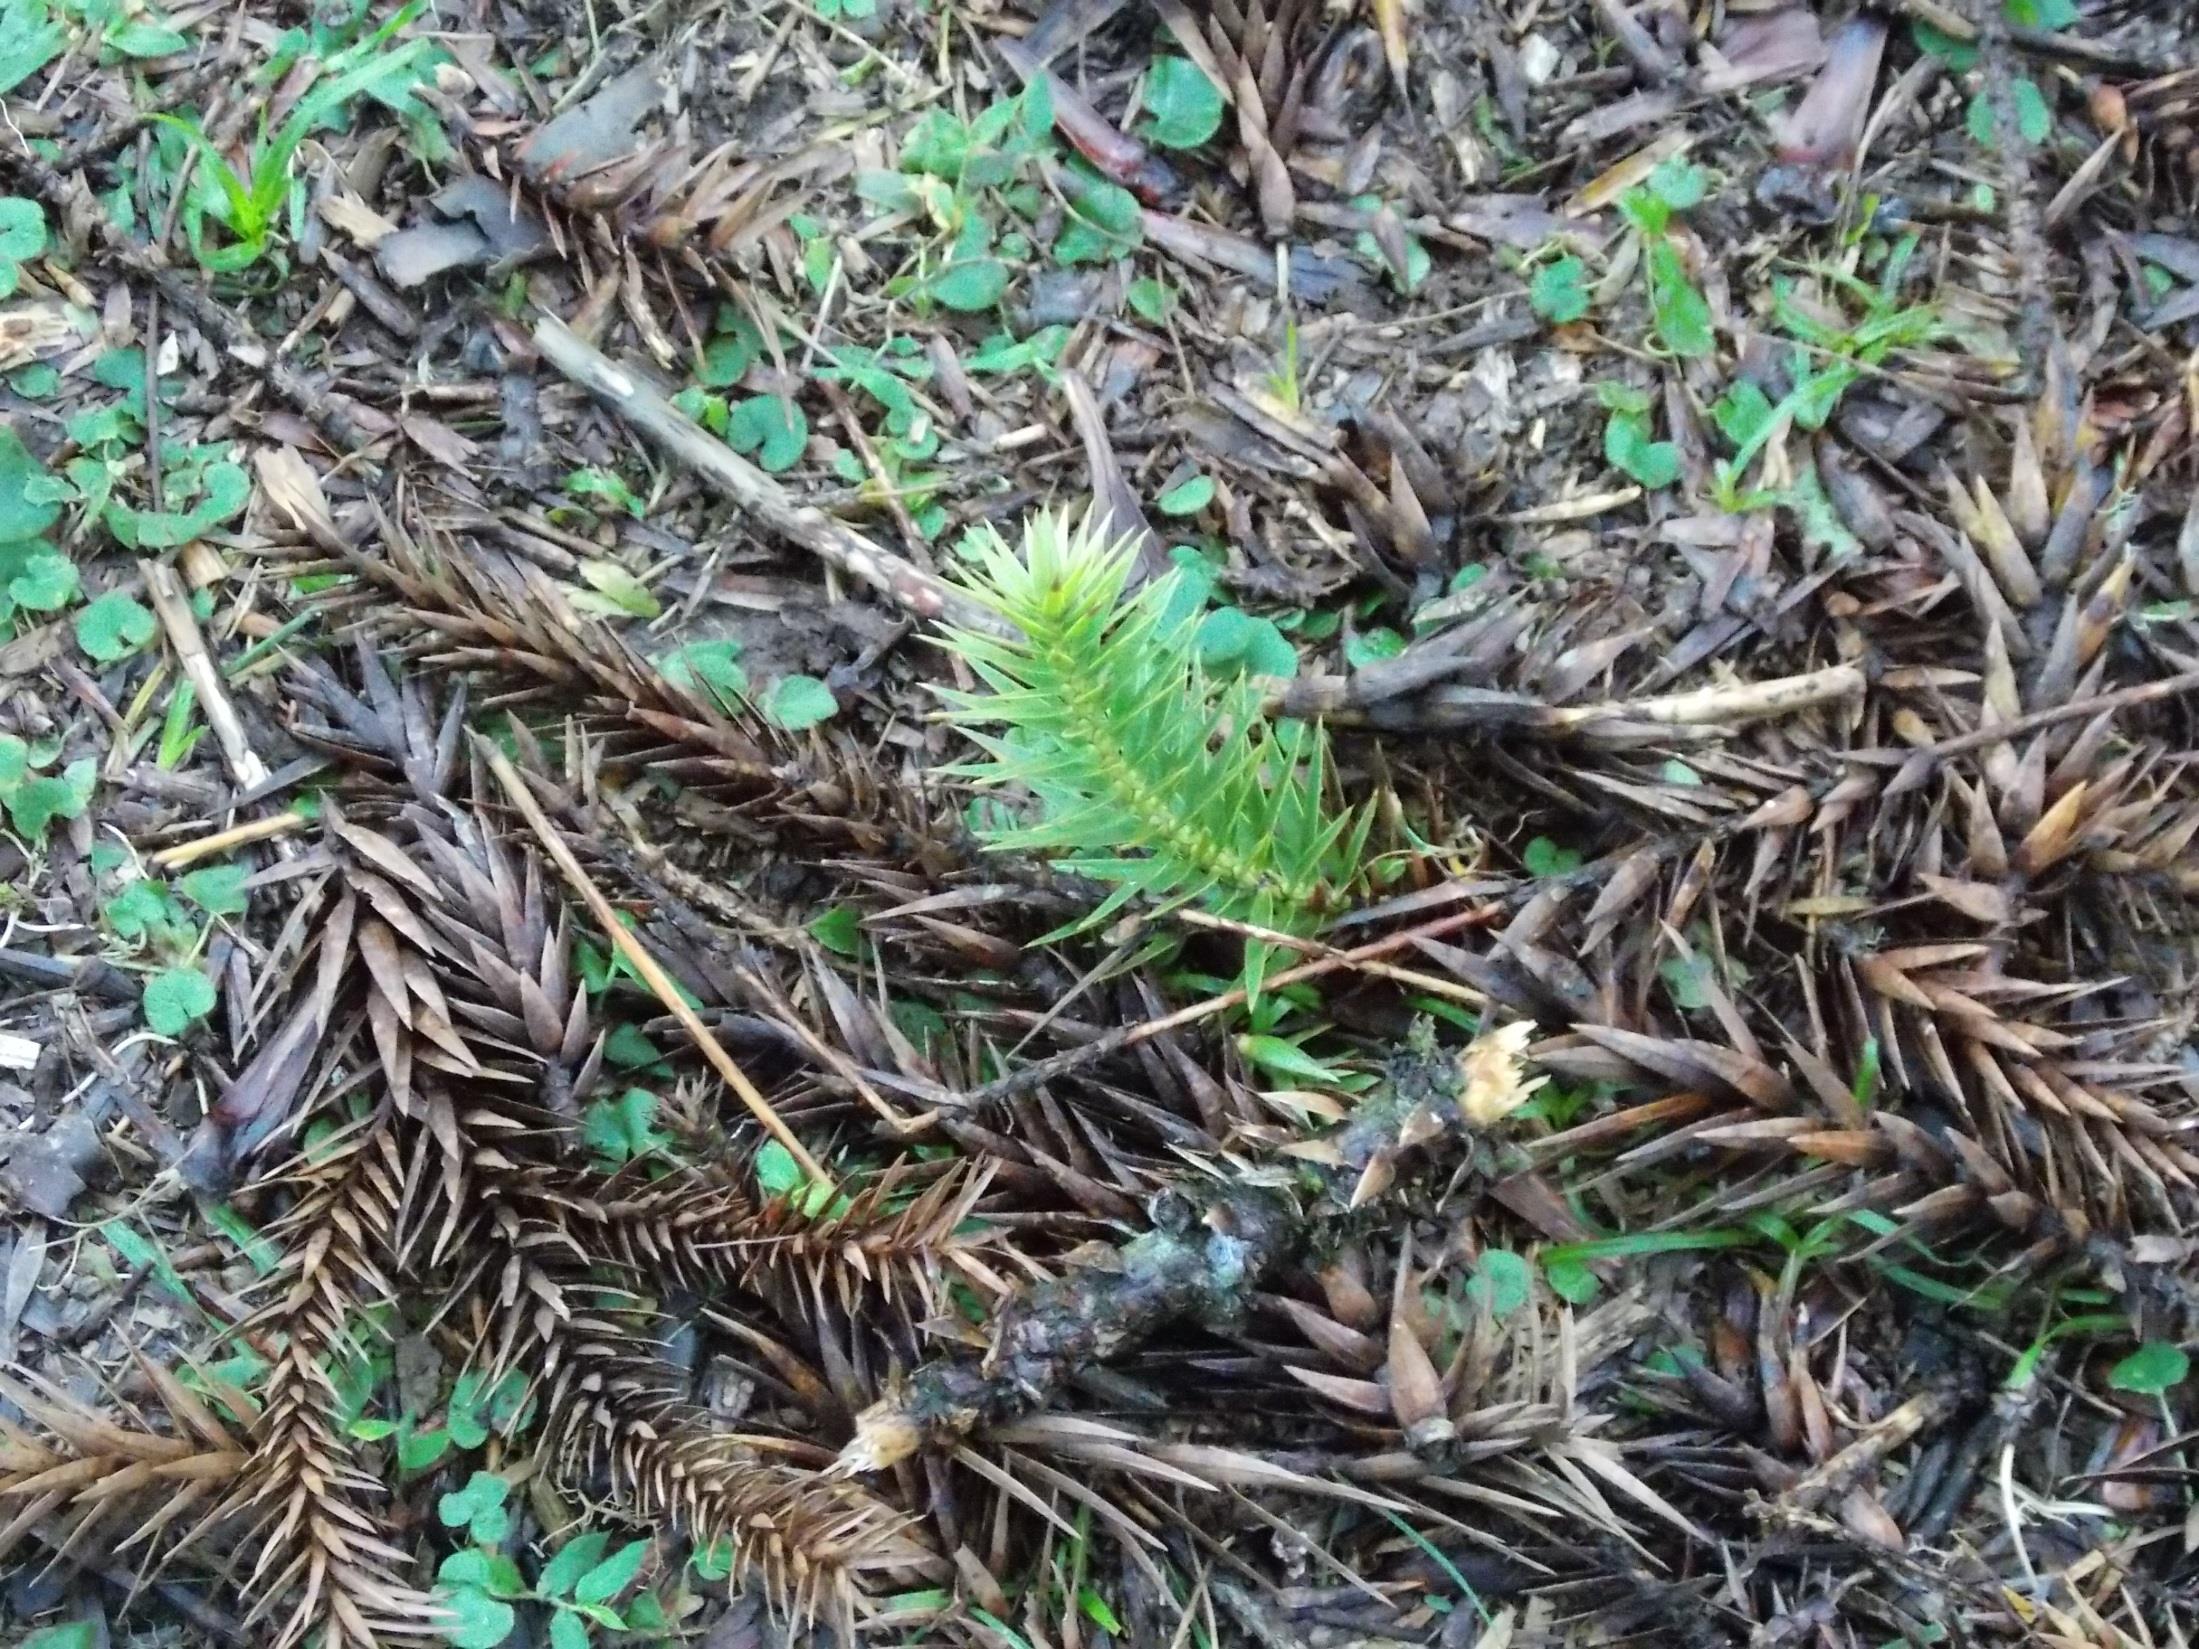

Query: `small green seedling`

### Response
(159, 10, 435, 270)
(1616, 155, 1714, 358)
(1598, 382, 1679, 490)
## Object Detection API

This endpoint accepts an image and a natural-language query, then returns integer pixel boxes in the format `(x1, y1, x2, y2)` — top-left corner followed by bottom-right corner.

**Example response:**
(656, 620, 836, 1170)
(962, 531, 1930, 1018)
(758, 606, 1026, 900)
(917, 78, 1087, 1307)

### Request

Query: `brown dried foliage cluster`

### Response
(0, 644, 999, 1644)
(8, 25, 2199, 1647)
(9, 357, 2198, 1643)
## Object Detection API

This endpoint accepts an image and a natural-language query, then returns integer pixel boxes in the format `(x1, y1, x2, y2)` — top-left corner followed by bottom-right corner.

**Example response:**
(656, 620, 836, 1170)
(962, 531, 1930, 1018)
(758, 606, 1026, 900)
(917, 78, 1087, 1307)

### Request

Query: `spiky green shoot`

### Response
(939, 510, 1369, 975)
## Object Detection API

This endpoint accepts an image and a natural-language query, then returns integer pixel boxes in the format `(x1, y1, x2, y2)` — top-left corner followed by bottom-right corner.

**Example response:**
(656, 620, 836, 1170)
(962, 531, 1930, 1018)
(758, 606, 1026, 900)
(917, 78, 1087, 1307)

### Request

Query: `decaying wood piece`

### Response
(837, 1021, 1540, 1472)
(837, 1178, 1299, 1472)
(1276, 658, 1868, 738)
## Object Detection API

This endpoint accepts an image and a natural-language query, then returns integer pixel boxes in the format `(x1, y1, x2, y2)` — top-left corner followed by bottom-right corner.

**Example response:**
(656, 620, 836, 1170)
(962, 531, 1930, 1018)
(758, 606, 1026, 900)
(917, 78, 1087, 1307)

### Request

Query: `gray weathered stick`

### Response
(531, 313, 1015, 641)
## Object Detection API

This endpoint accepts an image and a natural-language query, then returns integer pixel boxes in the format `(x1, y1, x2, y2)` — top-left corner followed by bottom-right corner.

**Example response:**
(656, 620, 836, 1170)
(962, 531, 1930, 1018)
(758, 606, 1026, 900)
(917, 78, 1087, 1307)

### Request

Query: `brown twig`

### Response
(1591, 0, 1678, 83)
(1887, 667, 2199, 778)
(149, 810, 309, 869)
(478, 737, 837, 1190)
(142, 289, 165, 516)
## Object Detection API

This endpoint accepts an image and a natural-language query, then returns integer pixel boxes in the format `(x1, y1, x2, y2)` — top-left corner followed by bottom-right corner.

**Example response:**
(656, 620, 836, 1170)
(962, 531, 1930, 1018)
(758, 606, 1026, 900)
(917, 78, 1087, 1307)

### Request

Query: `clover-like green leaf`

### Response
(7, 756, 93, 840)
(1529, 254, 1589, 323)
(765, 673, 837, 730)
(179, 862, 250, 916)
(1141, 56, 1224, 149)
(437, 1471, 513, 1544)
(725, 395, 806, 473)
(7, 546, 77, 611)
(0, 196, 46, 297)
(1645, 154, 1708, 211)
(104, 878, 183, 943)
(438, 1587, 516, 1649)
(2109, 1341, 2190, 1396)
(106, 458, 249, 548)
(143, 965, 217, 1037)
(75, 589, 157, 662)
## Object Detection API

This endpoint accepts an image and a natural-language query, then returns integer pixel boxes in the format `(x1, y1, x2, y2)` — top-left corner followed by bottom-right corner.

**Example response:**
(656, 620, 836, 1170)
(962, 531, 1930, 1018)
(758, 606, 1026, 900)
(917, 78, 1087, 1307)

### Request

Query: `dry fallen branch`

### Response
(531, 312, 1011, 640)
(838, 1021, 1539, 1472)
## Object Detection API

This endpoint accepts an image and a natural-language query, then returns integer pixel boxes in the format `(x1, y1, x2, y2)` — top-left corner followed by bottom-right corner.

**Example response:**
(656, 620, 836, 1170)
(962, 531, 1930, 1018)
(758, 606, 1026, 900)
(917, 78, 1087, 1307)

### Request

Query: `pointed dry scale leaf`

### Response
(301, 508, 928, 853)
(560, 1161, 1005, 1322)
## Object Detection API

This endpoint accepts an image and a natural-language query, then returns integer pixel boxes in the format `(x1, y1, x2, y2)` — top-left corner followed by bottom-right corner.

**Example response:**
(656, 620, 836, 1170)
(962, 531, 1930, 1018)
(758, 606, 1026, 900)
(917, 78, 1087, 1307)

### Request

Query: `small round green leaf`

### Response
(1141, 57, 1224, 149)
(1646, 154, 1708, 211)
(755, 1140, 805, 1199)
(398, 1424, 451, 1470)
(1156, 474, 1214, 516)
(2108, 1341, 2189, 1396)
(539, 1532, 612, 1600)
(143, 966, 217, 1037)
(0, 425, 63, 541)
(1239, 616, 1297, 678)
(1528, 254, 1589, 323)
(1194, 606, 1253, 668)
(574, 1537, 650, 1604)
(7, 757, 94, 840)
(1542, 1254, 1599, 1305)
(765, 673, 837, 730)
(438, 1551, 494, 1589)
(440, 1587, 516, 1649)
(1125, 275, 1176, 324)
(9, 548, 78, 611)
(808, 902, 862, 957)
(0, 197, 45, 297)
(1344, 626, 1405, 669)
(924, 256, 1009, 313)
(657, 638, 748, 706)
(698, 323, 758, 387)
(103, 878, 180, 942)
(75, 589, 157, 662)
(180, 863, 250, 916)
(1468, 1249, 1532, 1317)
(726, 395, 807, 473)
